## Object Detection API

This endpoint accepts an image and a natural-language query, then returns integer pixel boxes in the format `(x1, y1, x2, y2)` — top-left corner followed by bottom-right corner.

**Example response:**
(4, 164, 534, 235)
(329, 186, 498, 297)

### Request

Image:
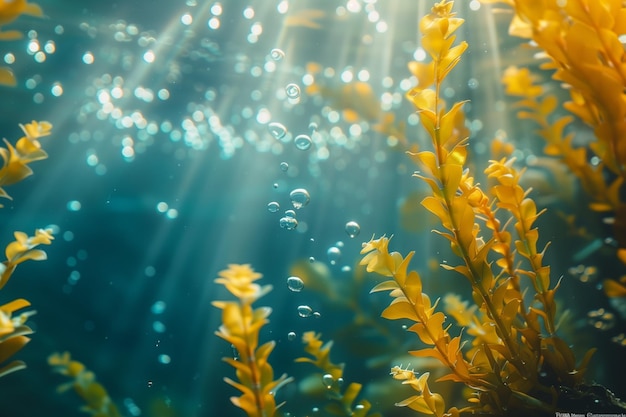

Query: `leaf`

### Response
(370, 280, 399, 293)
(382, 300, 419, 321)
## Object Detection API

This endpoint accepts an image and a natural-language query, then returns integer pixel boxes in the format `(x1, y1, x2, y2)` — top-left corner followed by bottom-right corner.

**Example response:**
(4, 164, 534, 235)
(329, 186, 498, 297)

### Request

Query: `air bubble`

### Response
(294, 134, 312, 150)
(322, 373, 334, 389)
(280, 216, 298, 230)
(267, 201, 280, 212)
(290, 188, 310, 209)
(287, 331, 296, 341)
(268, 122, 287, 139)
(270, 48, 285, 61)
(287, 276, 304, 292)
(327, 246, 341, 265)
(285, 83, 300, 99)
(297, 305, 313, 317)
(280, 162, 289, 172)
(345, 221, 360, 238)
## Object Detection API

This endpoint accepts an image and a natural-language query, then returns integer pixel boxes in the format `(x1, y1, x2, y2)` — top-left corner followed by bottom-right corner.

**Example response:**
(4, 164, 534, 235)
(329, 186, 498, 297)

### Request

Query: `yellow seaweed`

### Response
(0, 120, 53, 205)
(213, 264, 292, 417)
(360, 1, 596, 415)
(295, 331, 380, 417)
(0, 1, 44, 86)
(487, 0, 626, 250)
(48, 351, 122, 417)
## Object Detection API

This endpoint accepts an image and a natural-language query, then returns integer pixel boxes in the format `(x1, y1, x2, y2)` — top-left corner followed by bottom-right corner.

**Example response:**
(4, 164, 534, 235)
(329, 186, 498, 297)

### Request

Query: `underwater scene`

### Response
(3, 0, 626, 416)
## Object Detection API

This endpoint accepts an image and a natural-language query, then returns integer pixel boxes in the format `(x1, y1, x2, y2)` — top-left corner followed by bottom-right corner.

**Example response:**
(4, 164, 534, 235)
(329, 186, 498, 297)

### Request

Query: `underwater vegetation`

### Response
(0, 0, 44, 86)
(484, 0, 626, 300)
(210, 1, 626, 416)
(0, 121, 53, 379)
(213, 264, 293, 417)
(295, 331, 380, 417)
(48, 351, 122, 417)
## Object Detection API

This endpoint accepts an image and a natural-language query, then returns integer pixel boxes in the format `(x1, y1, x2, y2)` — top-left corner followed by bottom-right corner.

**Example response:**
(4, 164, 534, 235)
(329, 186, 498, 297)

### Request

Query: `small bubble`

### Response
(297, 305, 313, 317)
(158, 354, 171, 364)
(280, 216, 298, 230)
(309, 256, 315, 263)
(294, 134, 312, 150)
(345, 221, 360, 238)
(67, 200, 82, 211)
(322, 373, 334, 388)
(467, 78, 479, 89)
(285, 209, 296, 218)
(280, 161, 289, 172)
(290, 188, 310, 209)
(268, 122, 287, 139)
(147, 380, 153, 388)
(308, 122, 318, 132)
(287, 331, 296, 341)
(285, 83, 300, 99)
(151, 301, 166, 314)
(270, 48, 285, 61)
(267, 201, 280, 212)
(327, 246, 341, 265)
(287, 276, 304, 292)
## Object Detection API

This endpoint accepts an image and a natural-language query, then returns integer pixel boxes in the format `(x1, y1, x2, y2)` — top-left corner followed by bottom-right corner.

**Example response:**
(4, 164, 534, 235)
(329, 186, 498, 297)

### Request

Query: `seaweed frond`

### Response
(295, 331, 380, 417)
(360, 1, 597, 415)
(0, 120, 53, 206)
(48, 351, 122, 417)
(0, 298, 34, 378)
(0, 228, 53, 378)
(487, 0, 626, 246)
(0, 0, 45, 86)
(501, 66, 619, 214)
(213, 264, 292, 417)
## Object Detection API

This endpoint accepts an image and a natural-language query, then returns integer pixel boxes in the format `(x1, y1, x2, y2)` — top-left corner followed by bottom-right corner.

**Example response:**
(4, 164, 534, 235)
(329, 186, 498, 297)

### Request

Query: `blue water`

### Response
(1, 1, 625, 416)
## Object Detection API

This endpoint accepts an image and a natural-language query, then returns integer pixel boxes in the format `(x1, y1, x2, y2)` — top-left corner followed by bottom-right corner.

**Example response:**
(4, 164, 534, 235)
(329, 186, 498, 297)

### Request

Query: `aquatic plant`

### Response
(0, 228, 53, 378)
(48, 351, 122, 417)
(0, 120, 53, 205)
(213, 264, 292, 417)
(0, 121, 53, 378)
(485, 0, 626, 247)
(359, 1, 607, 415)
(0, 0, 44, 86)
(295, 331, 380, 417)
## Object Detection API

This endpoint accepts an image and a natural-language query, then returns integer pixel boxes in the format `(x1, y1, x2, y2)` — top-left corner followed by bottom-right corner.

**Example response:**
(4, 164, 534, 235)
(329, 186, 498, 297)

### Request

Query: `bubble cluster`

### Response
(280, 216, 298, 230)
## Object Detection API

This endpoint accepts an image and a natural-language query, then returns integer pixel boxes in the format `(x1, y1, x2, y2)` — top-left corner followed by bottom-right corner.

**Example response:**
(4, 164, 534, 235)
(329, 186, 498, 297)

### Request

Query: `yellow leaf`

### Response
(382, 300, 419, 321)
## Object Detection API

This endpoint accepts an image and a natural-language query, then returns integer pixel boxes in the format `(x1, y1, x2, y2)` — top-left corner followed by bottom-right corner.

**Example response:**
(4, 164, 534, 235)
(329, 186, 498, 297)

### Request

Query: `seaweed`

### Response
(48, 351, 122, 417)
(359, 1, 602, 415)
(213, 264, 292, 417)
(0, 121, 53, 378)
(484, 0, 626, 248)
(295, 331, 380, 417)
(0, 0, 45, 86)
